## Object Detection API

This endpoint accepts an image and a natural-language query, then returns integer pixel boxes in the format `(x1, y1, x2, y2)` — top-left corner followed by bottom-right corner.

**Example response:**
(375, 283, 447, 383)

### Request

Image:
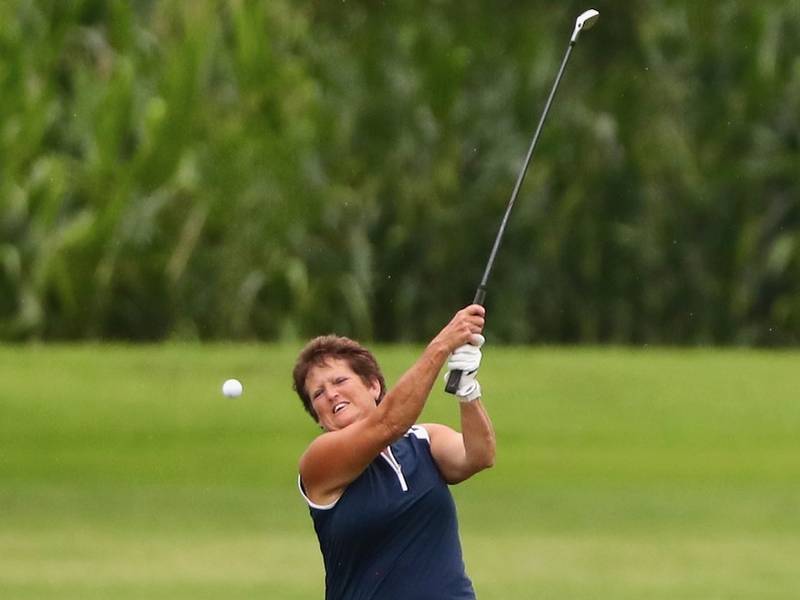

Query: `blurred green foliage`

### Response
(1, 0, 799, 343)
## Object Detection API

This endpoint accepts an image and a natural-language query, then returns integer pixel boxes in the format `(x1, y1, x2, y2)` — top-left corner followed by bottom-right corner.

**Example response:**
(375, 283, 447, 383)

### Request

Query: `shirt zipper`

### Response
(380, 447, 408, 492)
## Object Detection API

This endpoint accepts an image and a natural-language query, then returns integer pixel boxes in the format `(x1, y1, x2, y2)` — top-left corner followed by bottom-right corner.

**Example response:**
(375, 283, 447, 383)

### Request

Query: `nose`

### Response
(318, 383, 339, 403)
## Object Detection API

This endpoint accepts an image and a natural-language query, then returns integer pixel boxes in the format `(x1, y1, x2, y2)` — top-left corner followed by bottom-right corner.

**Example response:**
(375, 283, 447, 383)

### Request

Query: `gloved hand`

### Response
(444, 334, 485, 402)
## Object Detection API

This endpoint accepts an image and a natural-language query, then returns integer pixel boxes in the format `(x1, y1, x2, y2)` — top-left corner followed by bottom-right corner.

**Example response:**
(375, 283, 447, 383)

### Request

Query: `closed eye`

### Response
(334, 376, 348, 385)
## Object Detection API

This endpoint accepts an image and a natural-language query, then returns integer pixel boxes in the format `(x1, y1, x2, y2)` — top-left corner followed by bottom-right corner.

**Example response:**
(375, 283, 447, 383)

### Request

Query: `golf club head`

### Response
(571, 9, 600, 43)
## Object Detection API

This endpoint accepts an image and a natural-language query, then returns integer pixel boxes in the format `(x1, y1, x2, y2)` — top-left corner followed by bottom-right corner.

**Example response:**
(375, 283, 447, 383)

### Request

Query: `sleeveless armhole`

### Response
(297, 474, 341, 510)
(408, 424, 431, 443)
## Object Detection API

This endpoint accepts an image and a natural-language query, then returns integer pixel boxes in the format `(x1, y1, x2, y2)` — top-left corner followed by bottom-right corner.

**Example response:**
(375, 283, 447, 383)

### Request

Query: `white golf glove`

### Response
(444, 334, 485, 402)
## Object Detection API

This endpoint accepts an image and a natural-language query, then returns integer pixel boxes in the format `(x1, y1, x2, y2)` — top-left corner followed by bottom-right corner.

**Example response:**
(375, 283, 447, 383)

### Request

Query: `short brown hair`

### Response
(292, 335, 387, 422)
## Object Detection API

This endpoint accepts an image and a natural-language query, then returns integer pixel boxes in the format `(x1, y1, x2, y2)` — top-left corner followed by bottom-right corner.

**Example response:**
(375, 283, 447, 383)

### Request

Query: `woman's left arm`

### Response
(423, 399, 496, 484)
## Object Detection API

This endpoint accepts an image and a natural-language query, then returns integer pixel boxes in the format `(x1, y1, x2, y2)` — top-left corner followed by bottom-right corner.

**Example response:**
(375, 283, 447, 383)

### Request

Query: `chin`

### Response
(336, 411, 359, 428)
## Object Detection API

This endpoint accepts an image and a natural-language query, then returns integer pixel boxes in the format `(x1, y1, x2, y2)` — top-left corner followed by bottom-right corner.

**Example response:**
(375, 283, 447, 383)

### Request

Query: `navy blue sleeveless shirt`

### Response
(299, 425, 476, 600)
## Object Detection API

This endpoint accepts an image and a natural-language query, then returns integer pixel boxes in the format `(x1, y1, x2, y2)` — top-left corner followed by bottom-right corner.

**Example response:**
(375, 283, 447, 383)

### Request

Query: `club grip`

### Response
(445, 369, 463, 395)
(445, 286, 486, 395)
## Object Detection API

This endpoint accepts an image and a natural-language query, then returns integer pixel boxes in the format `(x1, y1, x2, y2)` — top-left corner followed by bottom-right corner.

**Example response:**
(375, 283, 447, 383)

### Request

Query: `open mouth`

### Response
(333, 402, 349, 415)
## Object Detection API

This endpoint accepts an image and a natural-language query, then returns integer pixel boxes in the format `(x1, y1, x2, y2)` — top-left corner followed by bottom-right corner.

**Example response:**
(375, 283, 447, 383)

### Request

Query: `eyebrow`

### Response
(309, 371, 350, 396)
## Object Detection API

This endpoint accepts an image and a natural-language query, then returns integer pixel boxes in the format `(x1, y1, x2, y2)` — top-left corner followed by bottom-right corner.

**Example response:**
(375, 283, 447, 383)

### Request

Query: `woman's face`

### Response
(305, 358, 381, 432)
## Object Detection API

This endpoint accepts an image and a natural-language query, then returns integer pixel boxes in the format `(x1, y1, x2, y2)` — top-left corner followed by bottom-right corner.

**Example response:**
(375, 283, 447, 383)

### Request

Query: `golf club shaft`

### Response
(445, 36, 579, 395)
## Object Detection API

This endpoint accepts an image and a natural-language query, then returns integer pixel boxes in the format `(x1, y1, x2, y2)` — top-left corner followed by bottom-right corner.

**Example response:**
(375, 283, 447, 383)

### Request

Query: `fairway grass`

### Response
(2, 344, 799, 598)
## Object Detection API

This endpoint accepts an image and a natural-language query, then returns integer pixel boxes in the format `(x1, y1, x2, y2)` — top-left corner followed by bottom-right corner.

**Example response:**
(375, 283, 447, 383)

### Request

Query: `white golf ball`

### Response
(222, 378, 243, 398)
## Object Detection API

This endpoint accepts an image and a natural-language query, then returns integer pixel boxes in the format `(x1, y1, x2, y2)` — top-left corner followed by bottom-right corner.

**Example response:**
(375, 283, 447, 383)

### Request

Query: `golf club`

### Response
(445, 8, 600, 394)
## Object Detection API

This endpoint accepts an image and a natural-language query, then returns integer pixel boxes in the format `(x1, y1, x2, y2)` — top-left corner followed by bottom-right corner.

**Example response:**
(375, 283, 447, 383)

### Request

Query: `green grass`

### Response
(2, 344, 799, 598)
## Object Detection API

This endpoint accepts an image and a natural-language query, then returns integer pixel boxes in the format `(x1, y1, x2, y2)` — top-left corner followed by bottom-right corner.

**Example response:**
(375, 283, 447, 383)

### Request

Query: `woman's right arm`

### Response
(299, 305, 485, 505)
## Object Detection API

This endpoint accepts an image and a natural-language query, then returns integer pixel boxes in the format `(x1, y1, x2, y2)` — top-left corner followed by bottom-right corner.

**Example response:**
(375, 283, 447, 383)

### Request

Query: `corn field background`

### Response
(2, 0, 799, 345)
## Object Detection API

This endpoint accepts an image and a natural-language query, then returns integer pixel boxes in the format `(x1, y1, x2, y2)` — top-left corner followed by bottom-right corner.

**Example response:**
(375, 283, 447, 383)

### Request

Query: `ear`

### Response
(369, 378, 381, 402)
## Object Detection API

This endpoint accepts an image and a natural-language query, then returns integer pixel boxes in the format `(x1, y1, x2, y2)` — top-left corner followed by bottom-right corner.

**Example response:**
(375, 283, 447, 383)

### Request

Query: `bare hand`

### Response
(431, 305, 485, 355)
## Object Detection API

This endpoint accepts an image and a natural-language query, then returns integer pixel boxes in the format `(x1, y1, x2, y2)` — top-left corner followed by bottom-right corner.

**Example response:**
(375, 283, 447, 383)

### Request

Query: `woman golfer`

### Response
(293, 304, 495, 599)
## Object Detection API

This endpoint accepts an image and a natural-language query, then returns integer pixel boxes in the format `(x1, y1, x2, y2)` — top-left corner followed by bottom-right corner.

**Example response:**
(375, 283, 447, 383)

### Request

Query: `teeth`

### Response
(333, 403, 348, 414)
